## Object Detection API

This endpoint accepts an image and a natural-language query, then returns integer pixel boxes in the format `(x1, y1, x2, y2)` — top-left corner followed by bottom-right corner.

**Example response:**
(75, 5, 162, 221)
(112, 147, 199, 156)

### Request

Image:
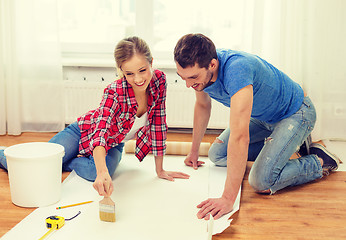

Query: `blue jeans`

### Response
(208, 97, 322, 193)
(0, 122, 124, 182)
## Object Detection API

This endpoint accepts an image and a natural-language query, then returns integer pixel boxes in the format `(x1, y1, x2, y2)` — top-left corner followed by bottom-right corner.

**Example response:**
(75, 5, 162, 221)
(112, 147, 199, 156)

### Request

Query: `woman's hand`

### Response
(92, 146, 113, 196)
(93, 171, 113, 197)
(156, 169, 190, 182)
(154, 155, 190, 181)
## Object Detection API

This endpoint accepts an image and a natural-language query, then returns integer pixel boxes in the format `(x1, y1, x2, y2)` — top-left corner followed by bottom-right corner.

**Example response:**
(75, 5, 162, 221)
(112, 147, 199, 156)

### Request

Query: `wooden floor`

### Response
(1, 132, 346, 239)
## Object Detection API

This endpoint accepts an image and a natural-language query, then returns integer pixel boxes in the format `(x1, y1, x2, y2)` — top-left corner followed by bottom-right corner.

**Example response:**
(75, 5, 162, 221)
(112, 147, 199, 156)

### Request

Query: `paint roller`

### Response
(124, 140, 211, 156)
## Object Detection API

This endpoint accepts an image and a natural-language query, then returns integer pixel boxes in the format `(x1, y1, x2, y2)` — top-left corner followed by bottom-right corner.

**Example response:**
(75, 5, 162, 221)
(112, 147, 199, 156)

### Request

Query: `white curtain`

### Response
(242, 0, 346, 141)
(1, 0, 345, 140)
(0, 0, 64, 135)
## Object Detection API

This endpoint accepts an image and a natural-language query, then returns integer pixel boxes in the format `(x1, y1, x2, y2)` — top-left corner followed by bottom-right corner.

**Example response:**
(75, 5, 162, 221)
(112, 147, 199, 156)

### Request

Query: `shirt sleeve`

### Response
(224, 56, 254, 97)
(150, 72, 167, 156)
(89, 86, 119, 152)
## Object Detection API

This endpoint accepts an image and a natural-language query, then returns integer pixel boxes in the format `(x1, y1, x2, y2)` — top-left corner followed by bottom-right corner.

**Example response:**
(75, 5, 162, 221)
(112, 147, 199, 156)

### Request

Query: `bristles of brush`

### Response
(99, 197, 116, 222)
(99, 210, 115, 222)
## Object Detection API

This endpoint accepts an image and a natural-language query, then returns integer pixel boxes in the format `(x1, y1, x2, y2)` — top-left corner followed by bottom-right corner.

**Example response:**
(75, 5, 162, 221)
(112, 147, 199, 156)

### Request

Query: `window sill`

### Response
(62, 56, 176, 69)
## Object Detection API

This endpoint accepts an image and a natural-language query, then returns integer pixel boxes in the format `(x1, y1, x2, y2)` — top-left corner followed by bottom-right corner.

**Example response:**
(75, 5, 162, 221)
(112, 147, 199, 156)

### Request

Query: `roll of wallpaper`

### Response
(124, 140, 211, 157)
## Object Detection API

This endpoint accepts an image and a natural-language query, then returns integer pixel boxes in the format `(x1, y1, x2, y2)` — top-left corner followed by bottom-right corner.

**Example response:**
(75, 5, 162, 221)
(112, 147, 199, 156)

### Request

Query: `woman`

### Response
(0, 36, 189, 197)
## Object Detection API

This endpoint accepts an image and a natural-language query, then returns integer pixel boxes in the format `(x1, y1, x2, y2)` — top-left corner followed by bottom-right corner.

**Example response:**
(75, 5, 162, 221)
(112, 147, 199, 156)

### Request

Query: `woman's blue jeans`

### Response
(208, 97, 322, 193)
(0, 122, 124, 182)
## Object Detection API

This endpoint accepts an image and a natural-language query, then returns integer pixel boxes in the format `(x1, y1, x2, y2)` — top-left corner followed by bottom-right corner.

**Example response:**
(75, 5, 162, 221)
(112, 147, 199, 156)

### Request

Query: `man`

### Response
(174, 33, 340, 220)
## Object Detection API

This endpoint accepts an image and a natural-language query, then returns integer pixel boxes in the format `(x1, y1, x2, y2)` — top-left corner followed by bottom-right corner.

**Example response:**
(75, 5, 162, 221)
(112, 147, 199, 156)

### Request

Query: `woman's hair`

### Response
(114, 36, 153, 70)
(174, 33, 217, 69)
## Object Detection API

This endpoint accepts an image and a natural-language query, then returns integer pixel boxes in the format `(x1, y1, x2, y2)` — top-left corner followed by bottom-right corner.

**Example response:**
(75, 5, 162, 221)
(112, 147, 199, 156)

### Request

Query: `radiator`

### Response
(64, 80, 229, 129)
(64, 80, 109, 124)
(165, 83, 229, 129)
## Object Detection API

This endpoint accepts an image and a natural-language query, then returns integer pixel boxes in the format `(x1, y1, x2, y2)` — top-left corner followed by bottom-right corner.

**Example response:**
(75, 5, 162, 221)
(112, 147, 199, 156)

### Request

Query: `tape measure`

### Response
(45, 215, 65, 230)
(39, 211, 81, 240)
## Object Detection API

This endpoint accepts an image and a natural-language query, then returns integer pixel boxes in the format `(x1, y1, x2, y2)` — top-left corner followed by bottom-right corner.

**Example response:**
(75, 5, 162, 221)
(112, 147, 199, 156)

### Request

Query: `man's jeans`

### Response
(0, 122, 124, 182)
(208, 96, 322, 193)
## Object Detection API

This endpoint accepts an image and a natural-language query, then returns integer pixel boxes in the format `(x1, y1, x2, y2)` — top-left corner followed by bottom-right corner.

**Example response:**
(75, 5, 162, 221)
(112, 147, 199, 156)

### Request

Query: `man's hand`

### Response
(157, 169, 190, 181)
(93, 171, 113, 197)
(184, 152, 205, 170)
(197, 197, 234, 220)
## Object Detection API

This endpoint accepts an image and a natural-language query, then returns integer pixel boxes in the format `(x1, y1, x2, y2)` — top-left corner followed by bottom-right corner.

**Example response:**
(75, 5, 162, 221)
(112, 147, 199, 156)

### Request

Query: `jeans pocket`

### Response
(302, 97, 312, 108)
(302, 110, 316, 131)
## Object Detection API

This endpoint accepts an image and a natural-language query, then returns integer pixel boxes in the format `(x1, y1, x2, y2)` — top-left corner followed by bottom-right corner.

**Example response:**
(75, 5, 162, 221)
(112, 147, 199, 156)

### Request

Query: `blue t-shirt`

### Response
(204, 49, 304, 124)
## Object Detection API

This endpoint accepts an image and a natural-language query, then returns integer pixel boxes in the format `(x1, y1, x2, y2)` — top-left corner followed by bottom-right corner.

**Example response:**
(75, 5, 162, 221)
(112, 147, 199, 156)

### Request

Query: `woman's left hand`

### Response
(157, 170, 190, 181)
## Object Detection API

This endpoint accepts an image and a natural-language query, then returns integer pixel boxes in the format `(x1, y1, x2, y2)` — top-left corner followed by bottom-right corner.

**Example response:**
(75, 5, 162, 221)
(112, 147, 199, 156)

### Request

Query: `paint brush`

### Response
(99, 197, 116, 222)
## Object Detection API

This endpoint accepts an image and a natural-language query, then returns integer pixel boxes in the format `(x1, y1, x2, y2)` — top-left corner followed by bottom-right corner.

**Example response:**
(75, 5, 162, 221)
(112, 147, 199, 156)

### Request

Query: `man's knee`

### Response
(208, 140, 227, 167)
(209, 156, 227, 167)
(248, 168, 272, 192)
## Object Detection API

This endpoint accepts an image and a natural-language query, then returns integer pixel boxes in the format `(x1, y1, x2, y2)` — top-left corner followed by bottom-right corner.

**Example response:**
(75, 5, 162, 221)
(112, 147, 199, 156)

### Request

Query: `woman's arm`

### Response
(92, 146, 114, 196)
(150, 72, 168, 157)
(89, 86, 119, 197)
(151, 71, 189, 181)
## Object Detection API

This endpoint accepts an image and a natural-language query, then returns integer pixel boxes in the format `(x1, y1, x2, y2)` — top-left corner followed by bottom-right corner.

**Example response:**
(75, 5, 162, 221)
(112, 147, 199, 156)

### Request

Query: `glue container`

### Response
(4, 142, 65, 207)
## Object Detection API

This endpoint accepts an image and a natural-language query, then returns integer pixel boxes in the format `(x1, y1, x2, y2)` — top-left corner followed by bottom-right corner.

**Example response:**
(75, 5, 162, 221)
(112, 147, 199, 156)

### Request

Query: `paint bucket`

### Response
(4, 142, 65, 207)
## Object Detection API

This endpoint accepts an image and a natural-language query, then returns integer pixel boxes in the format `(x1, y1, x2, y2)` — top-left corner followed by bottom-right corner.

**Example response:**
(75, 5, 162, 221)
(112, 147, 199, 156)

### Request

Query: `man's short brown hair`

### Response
(174, 33, 217, 69)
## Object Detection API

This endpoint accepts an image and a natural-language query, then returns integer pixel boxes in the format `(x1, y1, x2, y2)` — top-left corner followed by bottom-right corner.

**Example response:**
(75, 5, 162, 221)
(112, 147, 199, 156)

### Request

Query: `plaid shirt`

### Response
(77, 69, 167, 161)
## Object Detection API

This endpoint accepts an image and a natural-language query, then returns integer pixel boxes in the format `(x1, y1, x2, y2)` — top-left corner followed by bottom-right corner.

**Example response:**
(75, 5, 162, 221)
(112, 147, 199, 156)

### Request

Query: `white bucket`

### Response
(4, 142, 65, 208)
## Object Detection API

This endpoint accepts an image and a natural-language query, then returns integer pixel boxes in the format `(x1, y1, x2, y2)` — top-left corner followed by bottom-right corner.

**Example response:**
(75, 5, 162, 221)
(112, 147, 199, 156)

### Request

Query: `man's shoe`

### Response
(297, 134, 312, 157)
(309, 143, 340, 171)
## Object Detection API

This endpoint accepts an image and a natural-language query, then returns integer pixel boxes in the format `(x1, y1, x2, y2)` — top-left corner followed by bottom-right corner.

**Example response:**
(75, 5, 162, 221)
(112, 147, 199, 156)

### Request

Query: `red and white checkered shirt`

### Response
(77, 69, 167, 161)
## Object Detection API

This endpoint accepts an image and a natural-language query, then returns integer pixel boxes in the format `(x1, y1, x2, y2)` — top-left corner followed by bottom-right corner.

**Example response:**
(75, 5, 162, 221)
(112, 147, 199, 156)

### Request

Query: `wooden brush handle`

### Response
(100, 196, 114, 205)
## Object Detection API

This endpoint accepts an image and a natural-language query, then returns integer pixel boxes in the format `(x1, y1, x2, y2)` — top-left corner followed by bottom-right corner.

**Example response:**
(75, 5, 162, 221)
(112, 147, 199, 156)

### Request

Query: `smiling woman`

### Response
(0, 36, 191, 204)
(122, 58, 152, 87)
(114, 38, 153, 92)
(114, 38, 154, 117)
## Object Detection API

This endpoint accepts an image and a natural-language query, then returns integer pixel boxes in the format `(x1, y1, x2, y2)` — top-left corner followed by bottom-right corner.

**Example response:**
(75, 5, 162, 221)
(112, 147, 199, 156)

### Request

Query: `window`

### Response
(58, 0, 136, 56)
(58, 0, 246, 66)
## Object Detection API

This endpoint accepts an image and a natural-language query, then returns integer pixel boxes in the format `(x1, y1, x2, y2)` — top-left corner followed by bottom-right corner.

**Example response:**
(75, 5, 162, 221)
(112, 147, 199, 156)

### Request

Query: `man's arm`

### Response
(185, 91, 212, 169)
(197, 85, 253, 219)
(222, 85, 252, 204)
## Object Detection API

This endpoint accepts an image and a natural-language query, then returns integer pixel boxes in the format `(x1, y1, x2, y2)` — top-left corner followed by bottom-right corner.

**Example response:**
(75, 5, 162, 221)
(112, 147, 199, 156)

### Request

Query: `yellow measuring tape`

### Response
(39, 228, 55, 240)
(38, 215, 65, 240)
(38, 211, 80, 240)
